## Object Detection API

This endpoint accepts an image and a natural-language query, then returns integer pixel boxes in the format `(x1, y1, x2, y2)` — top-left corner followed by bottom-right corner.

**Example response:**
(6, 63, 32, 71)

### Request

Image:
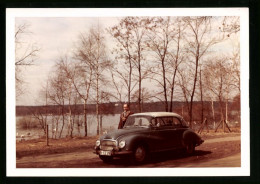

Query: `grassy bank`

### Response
(16, 136, 99, 158)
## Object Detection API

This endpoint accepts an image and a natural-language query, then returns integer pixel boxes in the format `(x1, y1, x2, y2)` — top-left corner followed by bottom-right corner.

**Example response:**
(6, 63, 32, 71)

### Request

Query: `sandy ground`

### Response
(16, 131, 241, 168)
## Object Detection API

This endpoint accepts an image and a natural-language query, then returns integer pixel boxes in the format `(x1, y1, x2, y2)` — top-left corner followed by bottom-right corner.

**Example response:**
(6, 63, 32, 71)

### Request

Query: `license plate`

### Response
(100, 150, 112, 156)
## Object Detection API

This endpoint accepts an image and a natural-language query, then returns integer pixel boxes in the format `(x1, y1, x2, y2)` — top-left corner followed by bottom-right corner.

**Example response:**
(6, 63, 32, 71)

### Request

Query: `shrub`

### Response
(17, 116, 39, 129)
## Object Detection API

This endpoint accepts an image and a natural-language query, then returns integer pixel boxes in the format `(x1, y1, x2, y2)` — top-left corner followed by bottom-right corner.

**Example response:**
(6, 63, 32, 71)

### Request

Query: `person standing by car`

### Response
(118, 103, 133, 129)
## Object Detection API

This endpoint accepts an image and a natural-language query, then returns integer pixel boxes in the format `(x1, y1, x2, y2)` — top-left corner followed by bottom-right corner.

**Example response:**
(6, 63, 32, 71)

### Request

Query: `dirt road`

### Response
(16, 135, 240, 168)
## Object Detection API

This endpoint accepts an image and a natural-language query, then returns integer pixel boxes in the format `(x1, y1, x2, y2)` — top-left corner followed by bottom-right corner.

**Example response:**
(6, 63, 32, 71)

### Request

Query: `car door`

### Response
(149, 117, 177, 151)
(171, 117, 187, 148)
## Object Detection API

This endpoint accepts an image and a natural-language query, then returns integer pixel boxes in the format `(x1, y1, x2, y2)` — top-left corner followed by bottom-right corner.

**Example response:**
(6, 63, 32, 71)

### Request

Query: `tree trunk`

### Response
(219, 74, 225, 132)
(83, 101, 88, 136)
(67, 108, 72, 137)
(219, 97, 225, 132)
(169, 68, 177, 112)
(161, 58, 168, 112)
(138, 43, 142, 113)
(128, 58, 132, 106)
(59, 106, 65, 138)
(138, 62, 142, 112)
(211, 99, 216, 129)
(96, 76, 99, 135)
(100, 115, 103, 134)
(225, 99, 228, 123)
(189, 53, 199, 128)
(170, 31, 180, 112)
(199, 68, 204, 123)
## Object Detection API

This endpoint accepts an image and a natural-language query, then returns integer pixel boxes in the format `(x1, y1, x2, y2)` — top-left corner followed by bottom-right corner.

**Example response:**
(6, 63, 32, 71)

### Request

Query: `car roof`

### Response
(131, 112, 183, 118)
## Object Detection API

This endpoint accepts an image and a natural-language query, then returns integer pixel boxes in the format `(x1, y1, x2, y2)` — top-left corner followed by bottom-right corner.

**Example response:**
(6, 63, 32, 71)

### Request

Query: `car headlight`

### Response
(96, 140, 100, 147)
(118, 140, 126, 149)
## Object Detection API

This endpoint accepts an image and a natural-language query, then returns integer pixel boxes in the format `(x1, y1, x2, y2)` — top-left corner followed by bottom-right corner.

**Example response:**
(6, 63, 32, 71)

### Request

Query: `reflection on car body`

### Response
(94, 112, 204, 164)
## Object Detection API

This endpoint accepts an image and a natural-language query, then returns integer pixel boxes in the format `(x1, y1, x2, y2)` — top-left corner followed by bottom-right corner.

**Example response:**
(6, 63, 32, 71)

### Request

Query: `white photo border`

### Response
(6, 8, 249, 176)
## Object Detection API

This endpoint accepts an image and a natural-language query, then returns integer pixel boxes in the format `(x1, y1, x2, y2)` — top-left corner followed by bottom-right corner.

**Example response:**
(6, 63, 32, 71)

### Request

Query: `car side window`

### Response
(155, 118, 163, 127)
(172, 117, 182, 128)
(156, 117, 174, 127)
(134, 117, 150, 127)
(151, 118, 157, 127)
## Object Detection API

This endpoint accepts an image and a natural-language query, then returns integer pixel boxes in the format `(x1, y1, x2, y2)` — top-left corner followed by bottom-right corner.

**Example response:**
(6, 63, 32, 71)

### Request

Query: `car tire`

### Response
(133, 144, 147, 164)
(99, 155, 113, 163)
(186, 142, 195, 155)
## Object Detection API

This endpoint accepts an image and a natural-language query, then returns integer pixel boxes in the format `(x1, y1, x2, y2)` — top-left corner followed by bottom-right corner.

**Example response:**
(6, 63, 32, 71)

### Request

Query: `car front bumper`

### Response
(94, 148, 133, 157)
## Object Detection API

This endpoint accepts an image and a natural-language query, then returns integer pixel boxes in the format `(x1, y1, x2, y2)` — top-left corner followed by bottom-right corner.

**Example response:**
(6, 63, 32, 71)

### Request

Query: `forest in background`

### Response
(16, 98, 240, 123)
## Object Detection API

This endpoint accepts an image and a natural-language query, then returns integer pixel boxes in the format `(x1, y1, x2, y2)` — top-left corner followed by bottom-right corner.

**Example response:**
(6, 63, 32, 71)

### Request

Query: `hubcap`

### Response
(135, 146, 146, 162)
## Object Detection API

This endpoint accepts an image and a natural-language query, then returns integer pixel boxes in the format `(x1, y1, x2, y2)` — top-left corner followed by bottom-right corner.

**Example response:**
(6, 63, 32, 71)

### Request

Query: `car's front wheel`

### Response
(133, 144, 147, 164)
(99, 155, 113, 163)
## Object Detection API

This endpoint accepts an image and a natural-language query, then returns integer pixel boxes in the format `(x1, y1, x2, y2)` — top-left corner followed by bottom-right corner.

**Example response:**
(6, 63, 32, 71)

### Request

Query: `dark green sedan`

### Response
(94, 112, 204, 163)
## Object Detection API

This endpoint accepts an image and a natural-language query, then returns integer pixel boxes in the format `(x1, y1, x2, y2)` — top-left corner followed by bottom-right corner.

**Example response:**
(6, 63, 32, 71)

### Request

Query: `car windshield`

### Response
(124, 116, 151, 128)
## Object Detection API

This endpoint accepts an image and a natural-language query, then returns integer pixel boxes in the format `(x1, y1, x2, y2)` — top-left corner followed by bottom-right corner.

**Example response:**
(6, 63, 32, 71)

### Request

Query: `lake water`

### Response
(16, 114, 120, 140)
(16, 114, 240, 140)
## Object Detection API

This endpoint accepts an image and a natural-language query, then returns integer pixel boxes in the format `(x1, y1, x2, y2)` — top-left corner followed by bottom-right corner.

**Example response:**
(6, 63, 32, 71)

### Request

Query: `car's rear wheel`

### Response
(99, 155, 113, 163)
(133, 144, 147, 163)
(186, 142, 195, 155)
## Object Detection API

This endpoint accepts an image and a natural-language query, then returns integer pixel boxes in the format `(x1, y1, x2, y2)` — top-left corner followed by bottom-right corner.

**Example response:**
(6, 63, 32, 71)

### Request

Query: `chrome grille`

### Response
(100, 140, 117, 151)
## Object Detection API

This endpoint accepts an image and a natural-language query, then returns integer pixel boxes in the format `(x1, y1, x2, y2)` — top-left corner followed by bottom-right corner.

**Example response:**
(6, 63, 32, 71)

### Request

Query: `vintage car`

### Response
(94, 112, 204, 163)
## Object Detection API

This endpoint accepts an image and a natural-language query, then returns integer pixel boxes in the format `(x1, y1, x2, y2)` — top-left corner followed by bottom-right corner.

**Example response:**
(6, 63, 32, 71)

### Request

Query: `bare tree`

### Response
(72, 32, 96, 136)
(56, 57, 81, 138)
(30, 108, 48, 135)
(182, 16, 225, 127)
(168, 18, 187, 112)
(109, 17, 148, 112)
(30, 80, 49, 135)
(48, 56, 73, 138)
(199, 67, 204, 123)
(219, 16, 240, 36)
(131, 87, 153, 111)
(177, 68, 192, 118)
(108, 68, 124, 102)
(77, 26, 110, 135)
(15, 23, 40, 98)
(146, 17, 186, 112)
(203, 56, 236, 131)
(108, 19, 135, 105)
(145, 17, 175, 112)
(229, 42, 240, 93)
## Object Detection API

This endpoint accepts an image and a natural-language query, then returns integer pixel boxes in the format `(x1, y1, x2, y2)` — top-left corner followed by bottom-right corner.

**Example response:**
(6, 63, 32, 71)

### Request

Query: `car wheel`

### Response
(133, 144, 147, 163)
(186, 142, 195, 155)
(99, 155, 113, 163)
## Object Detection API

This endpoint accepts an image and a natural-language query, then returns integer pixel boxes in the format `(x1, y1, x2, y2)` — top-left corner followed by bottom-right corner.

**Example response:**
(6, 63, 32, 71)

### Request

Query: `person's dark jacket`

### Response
(118, 111, 133, 129)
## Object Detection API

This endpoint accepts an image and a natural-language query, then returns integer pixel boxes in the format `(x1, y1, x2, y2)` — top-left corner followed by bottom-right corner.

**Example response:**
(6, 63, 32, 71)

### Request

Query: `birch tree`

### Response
(48, 57, 73, 138)
(56, 57, 80, 138)
(72, 32, 96, 136)
(81, 27, 111, 135)
(203, 56, 236, 129)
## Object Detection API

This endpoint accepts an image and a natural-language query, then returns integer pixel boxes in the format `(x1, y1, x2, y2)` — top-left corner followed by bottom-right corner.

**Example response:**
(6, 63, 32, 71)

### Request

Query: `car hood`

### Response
(101, 127, 149, 140)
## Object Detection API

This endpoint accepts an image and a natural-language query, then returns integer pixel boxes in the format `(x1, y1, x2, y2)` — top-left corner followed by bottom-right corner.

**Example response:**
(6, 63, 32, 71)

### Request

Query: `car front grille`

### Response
(100, 140, 117, 151)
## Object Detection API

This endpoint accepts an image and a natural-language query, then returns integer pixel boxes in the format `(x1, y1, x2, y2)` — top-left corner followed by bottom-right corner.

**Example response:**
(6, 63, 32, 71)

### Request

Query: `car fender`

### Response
(182, 129, 201, 146)
(118, 133, 149, 151)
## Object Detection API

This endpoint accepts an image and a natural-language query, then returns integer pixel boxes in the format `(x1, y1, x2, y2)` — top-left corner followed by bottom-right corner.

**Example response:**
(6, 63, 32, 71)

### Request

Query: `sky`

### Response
(8, 8, 245, 106)
(15, 17, 120, 105)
